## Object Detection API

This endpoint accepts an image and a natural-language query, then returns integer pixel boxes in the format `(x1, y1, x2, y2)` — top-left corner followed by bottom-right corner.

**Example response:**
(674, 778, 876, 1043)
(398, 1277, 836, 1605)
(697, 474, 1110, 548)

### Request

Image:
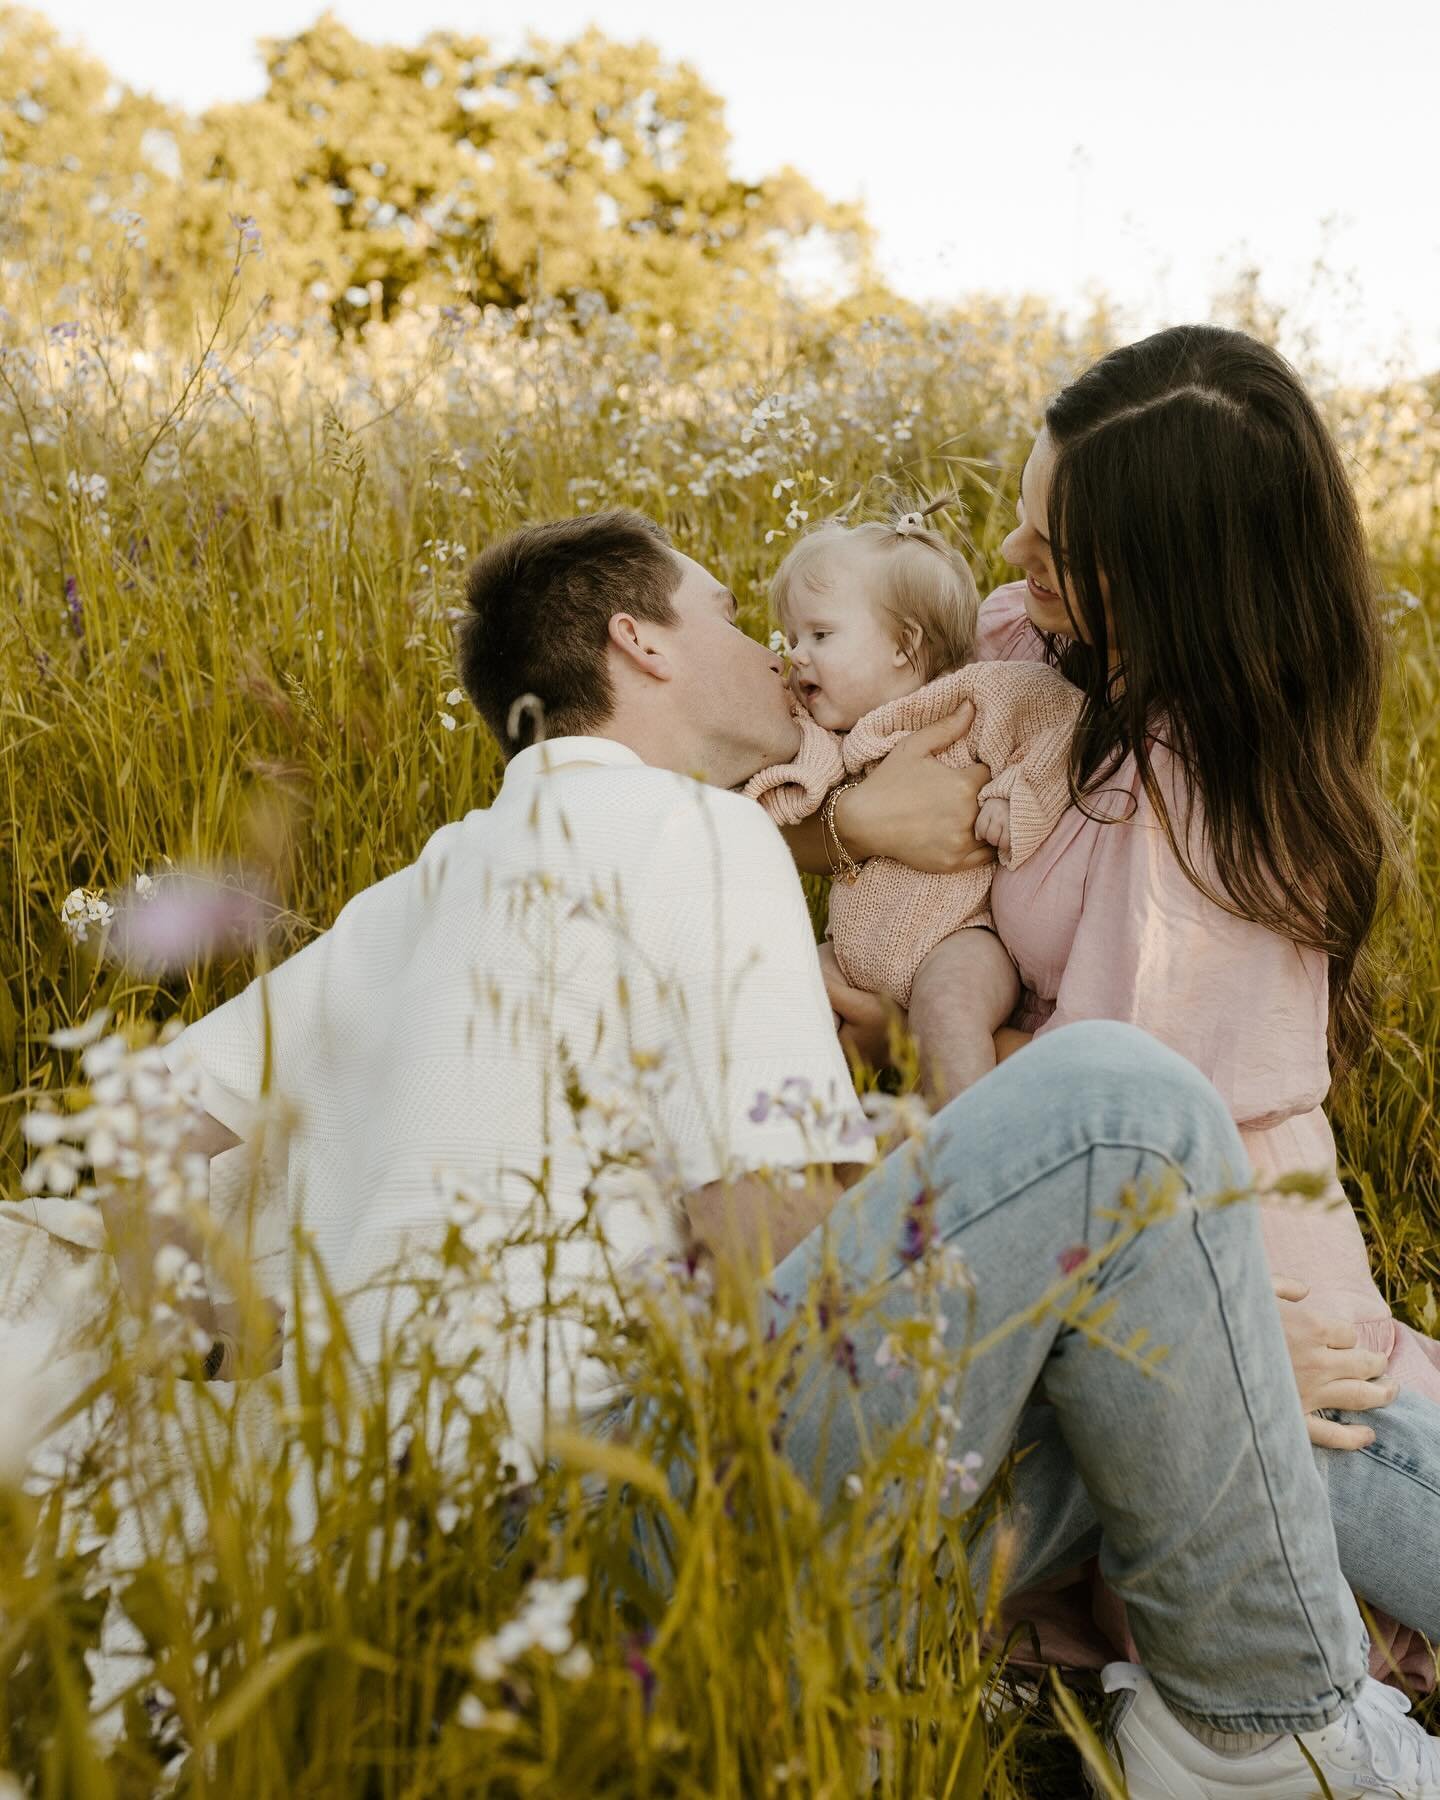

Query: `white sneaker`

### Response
(1093, 1661, 1440, 1798)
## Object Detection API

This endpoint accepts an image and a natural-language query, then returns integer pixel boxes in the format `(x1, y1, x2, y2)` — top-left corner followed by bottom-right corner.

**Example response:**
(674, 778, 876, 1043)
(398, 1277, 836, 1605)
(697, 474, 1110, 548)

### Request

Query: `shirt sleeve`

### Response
(976, 581, 1049, 665)
(160, 932, 334, 1141)
(1033, 754, 1330, 1128)
(632, 787, 876, 1186)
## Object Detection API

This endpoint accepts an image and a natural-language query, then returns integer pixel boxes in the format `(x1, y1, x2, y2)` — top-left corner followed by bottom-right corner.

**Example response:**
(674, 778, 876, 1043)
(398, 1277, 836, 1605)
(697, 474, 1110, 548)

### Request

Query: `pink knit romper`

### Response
(745, 662, 1083, 1004)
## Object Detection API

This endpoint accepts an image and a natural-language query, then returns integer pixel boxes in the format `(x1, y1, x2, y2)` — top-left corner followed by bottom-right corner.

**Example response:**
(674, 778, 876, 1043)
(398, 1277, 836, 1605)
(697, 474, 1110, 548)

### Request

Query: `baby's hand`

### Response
(975, 796, 1012, 860)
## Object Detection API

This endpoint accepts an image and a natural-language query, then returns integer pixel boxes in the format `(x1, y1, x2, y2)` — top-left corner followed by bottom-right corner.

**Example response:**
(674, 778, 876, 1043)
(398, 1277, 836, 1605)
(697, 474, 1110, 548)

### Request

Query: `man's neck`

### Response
(586, 710, 725, 786)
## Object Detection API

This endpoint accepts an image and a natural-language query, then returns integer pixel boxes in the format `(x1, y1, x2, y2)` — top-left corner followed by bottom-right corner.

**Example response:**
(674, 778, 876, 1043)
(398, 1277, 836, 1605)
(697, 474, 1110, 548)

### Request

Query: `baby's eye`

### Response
(812, 630, 829, 642)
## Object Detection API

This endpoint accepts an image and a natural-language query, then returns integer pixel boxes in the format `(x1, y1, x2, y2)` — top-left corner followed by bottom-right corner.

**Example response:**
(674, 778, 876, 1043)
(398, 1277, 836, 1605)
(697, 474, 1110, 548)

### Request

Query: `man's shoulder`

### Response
(516, 764, 788, 860)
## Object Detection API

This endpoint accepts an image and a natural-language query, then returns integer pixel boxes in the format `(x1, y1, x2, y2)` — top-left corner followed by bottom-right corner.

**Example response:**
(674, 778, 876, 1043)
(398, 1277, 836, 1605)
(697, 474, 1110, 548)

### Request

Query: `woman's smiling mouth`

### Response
(1026, 572, 1062, 603)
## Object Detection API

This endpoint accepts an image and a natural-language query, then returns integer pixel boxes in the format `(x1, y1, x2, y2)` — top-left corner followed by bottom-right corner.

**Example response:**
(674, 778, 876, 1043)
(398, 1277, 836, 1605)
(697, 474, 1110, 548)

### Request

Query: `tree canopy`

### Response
(0, 7, 874, 335)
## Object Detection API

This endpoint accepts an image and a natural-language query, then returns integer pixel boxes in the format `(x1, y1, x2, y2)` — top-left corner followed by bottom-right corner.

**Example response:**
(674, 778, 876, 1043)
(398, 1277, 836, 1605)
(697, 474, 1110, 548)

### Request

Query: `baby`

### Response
(745, 504, 1082, 1099)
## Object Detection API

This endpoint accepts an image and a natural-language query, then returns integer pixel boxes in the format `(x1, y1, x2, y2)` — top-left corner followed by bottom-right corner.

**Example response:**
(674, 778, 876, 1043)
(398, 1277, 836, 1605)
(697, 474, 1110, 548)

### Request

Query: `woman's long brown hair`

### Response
(1043, 324, 1399, 1076)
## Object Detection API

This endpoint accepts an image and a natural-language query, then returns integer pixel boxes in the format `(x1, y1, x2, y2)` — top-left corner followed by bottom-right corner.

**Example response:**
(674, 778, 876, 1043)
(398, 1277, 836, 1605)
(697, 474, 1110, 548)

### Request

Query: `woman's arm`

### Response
(781, 701, 995, 877)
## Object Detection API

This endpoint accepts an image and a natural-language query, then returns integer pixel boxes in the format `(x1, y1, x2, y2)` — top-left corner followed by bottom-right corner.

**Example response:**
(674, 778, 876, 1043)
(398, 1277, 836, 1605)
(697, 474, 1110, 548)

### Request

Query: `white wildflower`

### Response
(470, 1574, 586, 1680)
(48, 1008, 111, 1050)
(556, 1644, 594, 1681)
(59, 888, 114, 944)
(66, 470, 109, 505)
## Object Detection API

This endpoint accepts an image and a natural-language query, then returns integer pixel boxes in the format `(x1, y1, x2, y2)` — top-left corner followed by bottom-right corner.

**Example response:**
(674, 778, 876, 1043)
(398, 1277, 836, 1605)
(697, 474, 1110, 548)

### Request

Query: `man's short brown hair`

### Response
(458, 510, 682, 755)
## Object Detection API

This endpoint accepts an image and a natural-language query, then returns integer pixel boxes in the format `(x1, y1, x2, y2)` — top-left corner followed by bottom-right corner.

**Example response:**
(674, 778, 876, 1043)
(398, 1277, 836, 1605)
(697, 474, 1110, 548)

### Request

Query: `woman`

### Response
(789, 324, 1440, 1679)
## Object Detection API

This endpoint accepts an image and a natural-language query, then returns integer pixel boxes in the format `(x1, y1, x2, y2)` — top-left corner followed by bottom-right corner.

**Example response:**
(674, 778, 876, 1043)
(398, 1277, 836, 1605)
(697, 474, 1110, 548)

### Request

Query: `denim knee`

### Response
(1026, 1021, 1240, 1161)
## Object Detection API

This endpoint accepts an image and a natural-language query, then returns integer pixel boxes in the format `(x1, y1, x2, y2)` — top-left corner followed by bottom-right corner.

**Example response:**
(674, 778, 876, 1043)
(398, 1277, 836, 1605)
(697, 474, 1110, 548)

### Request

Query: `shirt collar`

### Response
(498, 735, 647, 796)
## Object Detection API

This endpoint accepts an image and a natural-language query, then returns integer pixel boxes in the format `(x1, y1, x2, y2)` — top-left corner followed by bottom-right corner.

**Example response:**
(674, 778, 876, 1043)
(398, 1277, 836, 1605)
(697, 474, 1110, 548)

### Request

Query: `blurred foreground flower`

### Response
(111, 870, 268, 972)
(470, 1574, 587, 1682)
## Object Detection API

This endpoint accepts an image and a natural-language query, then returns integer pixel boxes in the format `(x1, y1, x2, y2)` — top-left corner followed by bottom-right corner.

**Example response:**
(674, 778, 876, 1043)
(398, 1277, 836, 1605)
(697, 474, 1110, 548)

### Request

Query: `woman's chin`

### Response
(1022, 590, 1073, 638)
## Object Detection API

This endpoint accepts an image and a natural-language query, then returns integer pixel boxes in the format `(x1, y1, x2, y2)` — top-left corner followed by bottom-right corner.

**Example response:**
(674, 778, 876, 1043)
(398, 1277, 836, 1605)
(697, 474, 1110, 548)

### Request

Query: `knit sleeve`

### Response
(742, 709, 846, 825)
(969, 664, 1084, 865)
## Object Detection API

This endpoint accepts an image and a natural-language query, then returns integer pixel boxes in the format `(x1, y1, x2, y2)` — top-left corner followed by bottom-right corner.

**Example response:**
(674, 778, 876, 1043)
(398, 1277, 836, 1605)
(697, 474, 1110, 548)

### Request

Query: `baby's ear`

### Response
(894, 621, 925, 673)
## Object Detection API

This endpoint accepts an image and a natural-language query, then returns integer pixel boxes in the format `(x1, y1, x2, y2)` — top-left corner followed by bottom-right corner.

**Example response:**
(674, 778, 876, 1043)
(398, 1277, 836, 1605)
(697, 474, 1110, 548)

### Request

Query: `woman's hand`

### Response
(1271, 1275, 1396, 1450)
(819, 943, 896, 1072)
(834, 702, 994, 874)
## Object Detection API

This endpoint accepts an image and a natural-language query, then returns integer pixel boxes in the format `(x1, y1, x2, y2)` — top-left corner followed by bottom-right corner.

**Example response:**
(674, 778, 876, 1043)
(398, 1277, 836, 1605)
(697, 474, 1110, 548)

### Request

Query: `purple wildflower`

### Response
(63, 576, 83, 638)
(624, 1633, 657, 1711)
(899, 1188, 937, 1264)
(1057, 1245, 1089, 1276)
(832, 1332, 860, 1387)
(747, 1092, 771, 1124)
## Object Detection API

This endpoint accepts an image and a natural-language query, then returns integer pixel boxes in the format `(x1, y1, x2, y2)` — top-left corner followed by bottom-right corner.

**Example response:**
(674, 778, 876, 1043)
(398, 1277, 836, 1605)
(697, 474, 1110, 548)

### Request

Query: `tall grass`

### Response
(1, 258, 1437, 1795)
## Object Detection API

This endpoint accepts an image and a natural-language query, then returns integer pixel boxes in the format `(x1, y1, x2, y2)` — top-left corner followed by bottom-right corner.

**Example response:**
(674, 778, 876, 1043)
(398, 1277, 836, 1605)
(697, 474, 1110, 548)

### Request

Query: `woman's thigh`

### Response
(1315, 1386, 1440, 1640)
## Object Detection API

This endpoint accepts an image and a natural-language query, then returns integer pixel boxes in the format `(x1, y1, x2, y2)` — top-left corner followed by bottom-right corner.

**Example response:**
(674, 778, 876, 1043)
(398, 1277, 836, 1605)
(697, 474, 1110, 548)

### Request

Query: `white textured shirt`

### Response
(164, 736, 871, 1456)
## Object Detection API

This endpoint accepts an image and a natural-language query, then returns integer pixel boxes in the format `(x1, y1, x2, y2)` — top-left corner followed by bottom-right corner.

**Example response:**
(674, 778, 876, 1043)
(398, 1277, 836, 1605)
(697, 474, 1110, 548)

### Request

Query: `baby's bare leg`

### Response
(908, 929, 1021, 1104)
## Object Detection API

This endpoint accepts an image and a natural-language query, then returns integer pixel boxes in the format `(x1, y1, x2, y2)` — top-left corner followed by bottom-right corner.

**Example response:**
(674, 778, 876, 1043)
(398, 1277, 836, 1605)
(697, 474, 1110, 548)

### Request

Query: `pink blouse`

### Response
(979, 582, 1439, 1388)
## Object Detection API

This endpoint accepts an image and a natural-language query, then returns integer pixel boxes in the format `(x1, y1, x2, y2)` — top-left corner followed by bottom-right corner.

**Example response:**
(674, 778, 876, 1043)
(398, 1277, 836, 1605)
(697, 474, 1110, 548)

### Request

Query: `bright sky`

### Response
(36, 0, 1440, 379)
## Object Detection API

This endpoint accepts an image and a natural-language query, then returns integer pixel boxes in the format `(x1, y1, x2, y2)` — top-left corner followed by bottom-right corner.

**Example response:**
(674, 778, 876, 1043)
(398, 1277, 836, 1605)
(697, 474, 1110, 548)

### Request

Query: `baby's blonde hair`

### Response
(771, 502, 980, 682)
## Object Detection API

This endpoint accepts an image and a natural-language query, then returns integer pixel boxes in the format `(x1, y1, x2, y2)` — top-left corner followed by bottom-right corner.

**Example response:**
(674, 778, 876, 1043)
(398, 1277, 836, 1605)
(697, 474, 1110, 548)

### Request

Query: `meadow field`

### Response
(2, 216, 1439, 1794)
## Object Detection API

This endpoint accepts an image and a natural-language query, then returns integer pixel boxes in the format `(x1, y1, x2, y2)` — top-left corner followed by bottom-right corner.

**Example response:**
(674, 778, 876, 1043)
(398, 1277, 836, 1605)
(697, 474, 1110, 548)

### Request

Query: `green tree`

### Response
(1, 6, 875, 341)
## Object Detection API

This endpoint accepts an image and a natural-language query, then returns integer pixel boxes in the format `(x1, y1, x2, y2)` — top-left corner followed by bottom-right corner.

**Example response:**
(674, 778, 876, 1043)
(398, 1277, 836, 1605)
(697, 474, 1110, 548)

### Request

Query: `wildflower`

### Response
(858, 1088, 931, 1141)
(843, 1472, 863, 1498)
(624, 1632, 658, 1711)
(1057, 1245, 1089, 1275)
(48, 1008, 111, 1050)
(556, 1644, 594, 1681)
(229, 213, 263, 257)
(898, 1188, 937, 1264)
(66, 470, 108, 505)
(874, 1332, 904, 1371)
(470, 1574, 586, 1680)
(446, 687, 464, 705)
(60, 887, 114, 944)
(47, 321, 80, 341)
(456, 1694, 515, 1732)
(940, 1450, 984, 1502)
(439, 712, 457, 731)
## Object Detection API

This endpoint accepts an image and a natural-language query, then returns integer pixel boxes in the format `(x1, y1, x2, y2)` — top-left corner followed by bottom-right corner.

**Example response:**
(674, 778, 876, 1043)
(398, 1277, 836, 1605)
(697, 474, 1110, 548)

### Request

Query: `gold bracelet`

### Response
(821, 778, 865, 884)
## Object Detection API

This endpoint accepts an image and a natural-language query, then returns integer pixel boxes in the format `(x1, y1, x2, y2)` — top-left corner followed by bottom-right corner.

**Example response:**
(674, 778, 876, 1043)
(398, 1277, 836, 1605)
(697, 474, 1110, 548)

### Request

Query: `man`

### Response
(163, 511, 1440, 1797)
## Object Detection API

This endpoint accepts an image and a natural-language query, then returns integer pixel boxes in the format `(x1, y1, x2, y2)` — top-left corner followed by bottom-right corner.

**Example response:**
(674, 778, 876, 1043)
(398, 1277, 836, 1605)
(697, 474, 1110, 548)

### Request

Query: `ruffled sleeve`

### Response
(1033, 749, 1330, 1130)
(976, 581, 1049, 665)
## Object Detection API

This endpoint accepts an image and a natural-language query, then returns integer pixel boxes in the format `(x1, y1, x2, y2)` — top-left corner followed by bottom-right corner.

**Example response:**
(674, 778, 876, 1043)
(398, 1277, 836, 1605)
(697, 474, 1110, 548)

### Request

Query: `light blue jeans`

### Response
(761, 1021, 1370, 1734)
(1317, 1386, 1440, 1641)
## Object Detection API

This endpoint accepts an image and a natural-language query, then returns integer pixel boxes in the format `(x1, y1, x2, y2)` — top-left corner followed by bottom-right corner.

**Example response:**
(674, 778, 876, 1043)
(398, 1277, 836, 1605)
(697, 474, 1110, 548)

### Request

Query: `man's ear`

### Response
(608, 612, 673, 682)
